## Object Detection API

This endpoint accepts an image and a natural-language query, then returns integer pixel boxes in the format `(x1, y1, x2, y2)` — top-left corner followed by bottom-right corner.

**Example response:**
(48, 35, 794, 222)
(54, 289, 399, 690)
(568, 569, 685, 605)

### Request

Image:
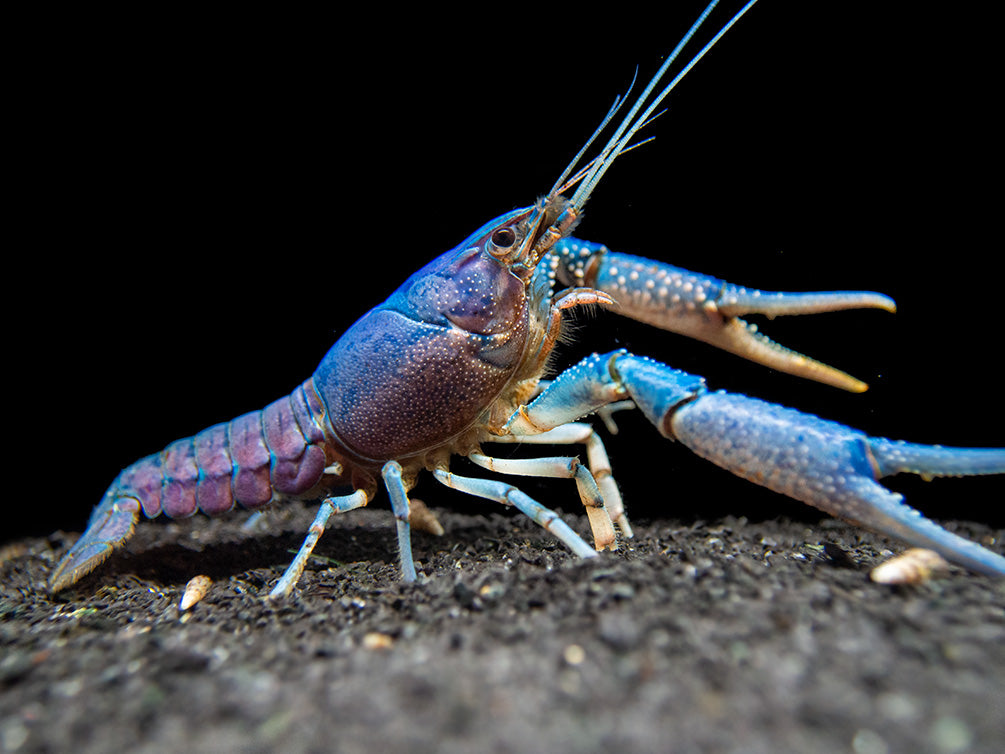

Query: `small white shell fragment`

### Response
(179, 575, 212, 610)
(408, 499, 445, 536)
(870, 548, 950, 585)
(362, 632, 394, 650)
(563, 644, 586, 666)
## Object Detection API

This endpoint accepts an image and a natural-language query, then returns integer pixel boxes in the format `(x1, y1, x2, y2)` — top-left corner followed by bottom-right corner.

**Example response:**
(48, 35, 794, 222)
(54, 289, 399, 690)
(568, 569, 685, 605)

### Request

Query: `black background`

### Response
(10, 2, 1002, 542)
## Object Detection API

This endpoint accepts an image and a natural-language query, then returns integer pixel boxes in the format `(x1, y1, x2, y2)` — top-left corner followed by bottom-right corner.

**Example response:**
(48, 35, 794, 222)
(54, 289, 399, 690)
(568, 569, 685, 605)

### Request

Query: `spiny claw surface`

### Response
(660, 387, 1005, 577)
(553, 241, 896, 392)
(509, 351, 1005, 577)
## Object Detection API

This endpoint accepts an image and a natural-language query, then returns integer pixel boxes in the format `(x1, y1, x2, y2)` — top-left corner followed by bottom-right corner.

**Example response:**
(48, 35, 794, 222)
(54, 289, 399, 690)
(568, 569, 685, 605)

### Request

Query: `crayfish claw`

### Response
(700, 317, 871, 393)
(516, 351, 1005, 577)
(555, 244, 895, 392)
(661, 388, 1005, 577)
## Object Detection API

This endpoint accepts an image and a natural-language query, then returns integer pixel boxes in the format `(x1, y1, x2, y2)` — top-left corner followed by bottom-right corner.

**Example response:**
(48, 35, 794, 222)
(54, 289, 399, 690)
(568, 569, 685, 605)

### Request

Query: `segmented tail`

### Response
(109, 380, 336, 520)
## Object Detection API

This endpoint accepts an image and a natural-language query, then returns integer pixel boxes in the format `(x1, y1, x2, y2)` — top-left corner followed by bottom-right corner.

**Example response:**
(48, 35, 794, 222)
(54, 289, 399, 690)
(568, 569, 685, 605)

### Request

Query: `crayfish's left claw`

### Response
(507, 351, 1005, 577)
(693, 284, 896, 393)
(613, 355, 1005, 577)
(668, 315, 877, 393)
(662, 389, 1005, 577)
(552, 241, 895, 392)
(50, 494, 141, 592)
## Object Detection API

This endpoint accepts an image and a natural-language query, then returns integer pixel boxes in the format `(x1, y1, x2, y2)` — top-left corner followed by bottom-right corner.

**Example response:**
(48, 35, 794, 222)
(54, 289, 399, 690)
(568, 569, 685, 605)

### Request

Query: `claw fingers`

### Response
(869, 439, 1005, 479)
(665, 391, 1005, 576)
(697, 318, 871, 393)
(556, 244, 894, 392)
(716, 287, 896, 318)
(837, 476, 1005, 578)
(711, 288, 894, 392)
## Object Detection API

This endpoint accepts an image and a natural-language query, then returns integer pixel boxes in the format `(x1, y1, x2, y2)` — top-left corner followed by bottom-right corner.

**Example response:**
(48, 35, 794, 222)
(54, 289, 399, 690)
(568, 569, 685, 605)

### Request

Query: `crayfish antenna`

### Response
(570, 0, 761, 211)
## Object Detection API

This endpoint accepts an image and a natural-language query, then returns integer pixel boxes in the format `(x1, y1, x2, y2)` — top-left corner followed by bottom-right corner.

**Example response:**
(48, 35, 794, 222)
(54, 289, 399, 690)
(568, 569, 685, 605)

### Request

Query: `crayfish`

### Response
(49, 0, 1005, 598)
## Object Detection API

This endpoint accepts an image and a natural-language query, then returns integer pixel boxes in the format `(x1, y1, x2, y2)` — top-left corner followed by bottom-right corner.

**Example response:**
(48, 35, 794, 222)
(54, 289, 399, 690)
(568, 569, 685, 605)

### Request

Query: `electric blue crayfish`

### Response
(50, 0, 1005, 598)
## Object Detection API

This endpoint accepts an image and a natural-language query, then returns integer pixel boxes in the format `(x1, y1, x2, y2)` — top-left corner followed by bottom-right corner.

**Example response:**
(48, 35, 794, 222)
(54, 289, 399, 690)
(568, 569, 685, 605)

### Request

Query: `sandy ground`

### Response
(2, 504, 1003, 754)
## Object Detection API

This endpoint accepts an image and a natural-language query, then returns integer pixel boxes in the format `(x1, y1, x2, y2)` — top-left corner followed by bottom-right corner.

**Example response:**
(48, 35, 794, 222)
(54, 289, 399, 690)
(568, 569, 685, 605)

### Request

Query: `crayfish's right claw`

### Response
(49, 495, 141, 592)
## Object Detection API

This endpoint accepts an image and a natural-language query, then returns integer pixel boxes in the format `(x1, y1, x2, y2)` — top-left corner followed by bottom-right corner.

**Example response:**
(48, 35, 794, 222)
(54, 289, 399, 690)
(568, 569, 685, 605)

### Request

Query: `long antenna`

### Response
(568, 0, 761, 209)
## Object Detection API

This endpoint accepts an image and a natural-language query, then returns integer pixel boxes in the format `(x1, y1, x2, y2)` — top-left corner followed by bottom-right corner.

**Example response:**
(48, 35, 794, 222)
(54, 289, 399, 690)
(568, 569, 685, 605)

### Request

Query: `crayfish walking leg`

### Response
(268, 490, 369, 601)
(432, 469, 599, 559)
(484, 423, 633, 539)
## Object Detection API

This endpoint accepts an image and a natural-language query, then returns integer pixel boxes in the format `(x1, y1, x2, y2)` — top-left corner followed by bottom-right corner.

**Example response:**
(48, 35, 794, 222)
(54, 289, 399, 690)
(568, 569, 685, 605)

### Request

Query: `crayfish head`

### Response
(485, 195, 580, 282)
(315, 203, 566, 462)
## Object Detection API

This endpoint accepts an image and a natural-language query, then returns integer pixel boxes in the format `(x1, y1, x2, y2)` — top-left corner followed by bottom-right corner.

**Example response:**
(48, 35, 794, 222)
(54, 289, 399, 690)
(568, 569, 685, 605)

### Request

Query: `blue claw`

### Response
(511, 351, 1005, 577)
(552, 242, 897, 393)
(662, 389, 1005, 577)
(870, 440, 1005, 479)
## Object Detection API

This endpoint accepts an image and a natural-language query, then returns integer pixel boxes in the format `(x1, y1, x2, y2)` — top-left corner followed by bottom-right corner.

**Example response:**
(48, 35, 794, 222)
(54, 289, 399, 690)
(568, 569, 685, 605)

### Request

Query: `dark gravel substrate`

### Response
(2, 506, 1003, 753)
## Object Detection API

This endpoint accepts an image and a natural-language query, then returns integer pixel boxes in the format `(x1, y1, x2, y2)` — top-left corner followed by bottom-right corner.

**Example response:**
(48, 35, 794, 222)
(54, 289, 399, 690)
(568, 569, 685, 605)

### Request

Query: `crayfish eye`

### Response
(490, 227, 517, 250)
